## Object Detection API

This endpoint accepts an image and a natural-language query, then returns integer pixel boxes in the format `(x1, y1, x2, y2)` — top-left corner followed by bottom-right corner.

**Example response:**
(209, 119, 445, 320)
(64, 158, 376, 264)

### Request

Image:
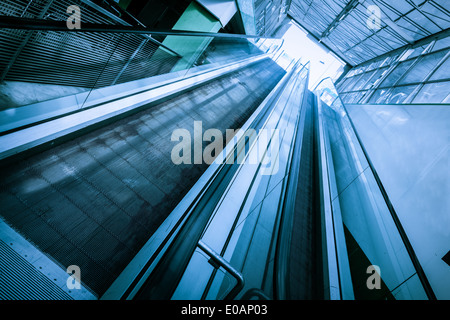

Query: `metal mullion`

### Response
(347, 36, 383, 59)
(339, 78, 450, 95)
(309, 5, 334, 29)
(399, 17, 430, 38)
(345, 8, 374, 36)
(111, 39, 148, 85)
(329, 32, 369, 64)
(0, 0, 55, 81)
(341, 25, 403, 57)
(413, 1, 445, 31)
(389, 53, 425, 89)
(421, 9, 450, 25)
(341, 88, 369, 94)
(391, 47, 447, 88)
(354, 28, 450, 72)
(339, 7, 408, 54)
(288, 3, 306, 21)
(303, 14, 329, 32)
(354, 69, 378, 92)
(373, 78, 449, 91)
(318, 0, 342, 17)
(430, 0, 450, 17)
(359, 47, 412, 103)
(361, 67, 389, 91)
(404, 50, 450, 103)
(329, 20, 368, 46)
(361, 37, 392, 56)
(400, 2, 434, 36)
(304, 3, 334, 28)
(421, 50, 450, 81)
(323, 1, 366, 41)
(376, 28, 407, 49)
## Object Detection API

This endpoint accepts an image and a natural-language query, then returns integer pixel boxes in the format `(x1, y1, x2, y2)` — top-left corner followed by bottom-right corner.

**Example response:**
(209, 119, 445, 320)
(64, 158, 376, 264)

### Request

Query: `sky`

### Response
(275, 21, 345, 90)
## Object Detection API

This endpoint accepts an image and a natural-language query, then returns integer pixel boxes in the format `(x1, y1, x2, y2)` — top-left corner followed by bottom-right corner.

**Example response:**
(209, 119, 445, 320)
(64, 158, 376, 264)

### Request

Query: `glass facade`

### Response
(336, 34, 450, 104)
(289, 0, 450, 66)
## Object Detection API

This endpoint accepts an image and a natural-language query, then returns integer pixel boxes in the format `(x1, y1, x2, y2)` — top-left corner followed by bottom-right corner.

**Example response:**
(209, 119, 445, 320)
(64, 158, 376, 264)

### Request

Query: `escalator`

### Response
(110, 60, 323, 300)
(0, 57, 286, 298)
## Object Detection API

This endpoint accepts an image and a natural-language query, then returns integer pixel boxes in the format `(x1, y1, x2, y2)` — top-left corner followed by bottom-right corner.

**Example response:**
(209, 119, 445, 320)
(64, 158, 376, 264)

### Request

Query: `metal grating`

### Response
(0, 0, 180, 88)
(0, 239, 72, 300)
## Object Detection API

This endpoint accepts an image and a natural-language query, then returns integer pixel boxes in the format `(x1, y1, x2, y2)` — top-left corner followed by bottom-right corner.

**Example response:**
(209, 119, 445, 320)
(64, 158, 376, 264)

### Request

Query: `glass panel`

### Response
(413, 81, 450, 103)
(406, 45, 427, 60)
(367, 59, 384, 71)
(353, 90, 367, 104)
(442, 93, 450, 103)
(351, 91, 366, 104)
(316, 78, 429, 299)
(369, 88, 391, 104)
(345, 102, 450, 299)
(345, 69, 357, 78)
(363, 67, 388, 89)
(420, 2, 450, 30)
(344, 74, 364, 92)
(333, 169, 423, 299)
(392, 274, 428, 300)
(395, 17, 428, 41)
(204, 267, 238, 300)
(429, 55, 450, 80)
(352, 70, 376, 92)
(385, 85, 417, 104)
(379, 59, 415, 87)
(81, 35, 276, 108)
(340, 93, 349, 102)
(399, 50, 447, 84)
(405, 10, 441, 35)
(379, 54, 398, 68)
(344, 92, 358, 104)
(171, 248, 215, 299)
(336, 77, 351, 92)
(431, 35, 450, 52)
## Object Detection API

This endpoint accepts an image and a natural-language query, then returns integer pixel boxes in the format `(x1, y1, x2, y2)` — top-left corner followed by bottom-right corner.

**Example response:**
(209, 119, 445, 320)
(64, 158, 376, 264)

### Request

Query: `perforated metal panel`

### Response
(0, 0, 179, 88)
(0, 239, 73, 300)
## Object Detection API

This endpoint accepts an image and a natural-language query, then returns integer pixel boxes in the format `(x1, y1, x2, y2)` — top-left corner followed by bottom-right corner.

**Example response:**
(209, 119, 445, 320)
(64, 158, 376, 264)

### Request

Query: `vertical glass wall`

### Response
(315, 78, 432, 299)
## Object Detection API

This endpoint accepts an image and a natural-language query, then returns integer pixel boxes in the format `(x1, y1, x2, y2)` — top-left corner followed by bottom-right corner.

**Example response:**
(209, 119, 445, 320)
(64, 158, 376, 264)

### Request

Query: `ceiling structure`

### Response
(287, 0, 450, 66)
